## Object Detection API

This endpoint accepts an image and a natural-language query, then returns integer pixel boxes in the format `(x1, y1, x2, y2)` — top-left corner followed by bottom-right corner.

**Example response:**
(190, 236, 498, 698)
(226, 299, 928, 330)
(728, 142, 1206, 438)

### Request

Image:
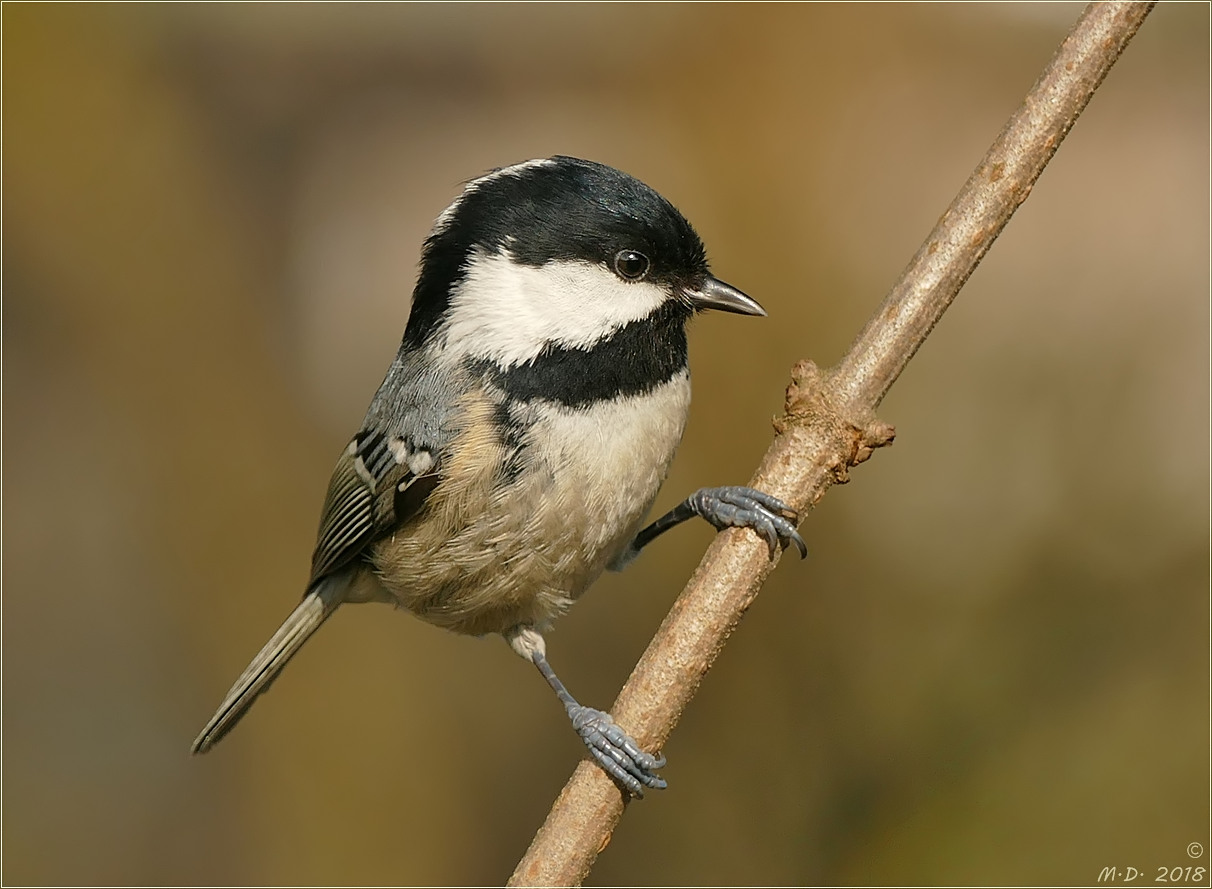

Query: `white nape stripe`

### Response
(430, 158, 556, 238)
(438, 250, 669, 368)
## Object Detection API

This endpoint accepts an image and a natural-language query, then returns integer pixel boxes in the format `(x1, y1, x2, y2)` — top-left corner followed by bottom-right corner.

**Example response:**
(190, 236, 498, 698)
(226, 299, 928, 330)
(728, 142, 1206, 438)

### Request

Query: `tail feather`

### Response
(191, 580, 343, 754)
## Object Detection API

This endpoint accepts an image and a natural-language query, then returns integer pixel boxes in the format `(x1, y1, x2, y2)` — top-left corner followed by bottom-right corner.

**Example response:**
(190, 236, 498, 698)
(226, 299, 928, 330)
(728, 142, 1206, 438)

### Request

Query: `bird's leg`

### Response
(507, 627, 666, 797)
(630, 485, 807, 559)
(534, 650, 667, 797)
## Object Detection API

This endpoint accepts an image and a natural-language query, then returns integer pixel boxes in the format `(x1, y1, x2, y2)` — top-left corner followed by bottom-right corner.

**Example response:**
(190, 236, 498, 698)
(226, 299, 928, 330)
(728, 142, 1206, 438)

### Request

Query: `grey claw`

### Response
(688, 486, 808, 561)
(569, 706, 667, 796)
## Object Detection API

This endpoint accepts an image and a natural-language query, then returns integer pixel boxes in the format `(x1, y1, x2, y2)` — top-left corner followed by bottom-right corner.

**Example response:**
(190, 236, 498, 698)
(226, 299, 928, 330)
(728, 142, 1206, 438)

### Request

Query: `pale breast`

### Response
(369, 372, 691, 637)
(525, 372, 692, 567)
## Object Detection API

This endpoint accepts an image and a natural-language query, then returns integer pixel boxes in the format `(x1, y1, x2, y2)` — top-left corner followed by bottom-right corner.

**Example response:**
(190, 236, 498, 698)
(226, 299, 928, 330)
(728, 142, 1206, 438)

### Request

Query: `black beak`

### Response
(685, 276, 766, 317)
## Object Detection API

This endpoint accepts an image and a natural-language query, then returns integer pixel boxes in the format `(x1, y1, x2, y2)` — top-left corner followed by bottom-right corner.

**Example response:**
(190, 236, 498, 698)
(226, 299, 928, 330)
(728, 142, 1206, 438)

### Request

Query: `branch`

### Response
(509, 3, 1155, 885)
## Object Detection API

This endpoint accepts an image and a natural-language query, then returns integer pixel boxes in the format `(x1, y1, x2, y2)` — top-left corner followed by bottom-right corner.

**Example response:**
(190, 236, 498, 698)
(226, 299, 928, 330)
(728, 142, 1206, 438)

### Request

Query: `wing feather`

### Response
(309, 430, 439, 583)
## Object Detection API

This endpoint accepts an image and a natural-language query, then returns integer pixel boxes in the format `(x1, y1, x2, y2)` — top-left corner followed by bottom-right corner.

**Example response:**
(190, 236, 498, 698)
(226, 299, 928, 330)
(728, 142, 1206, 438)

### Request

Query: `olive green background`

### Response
(4, 3, 1208, 885)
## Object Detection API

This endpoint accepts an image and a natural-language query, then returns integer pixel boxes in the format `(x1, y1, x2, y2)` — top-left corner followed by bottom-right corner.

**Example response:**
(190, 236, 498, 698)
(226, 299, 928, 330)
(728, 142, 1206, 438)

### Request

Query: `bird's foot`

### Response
(567, 705, 666, 797)
(687, 486, 807, 559)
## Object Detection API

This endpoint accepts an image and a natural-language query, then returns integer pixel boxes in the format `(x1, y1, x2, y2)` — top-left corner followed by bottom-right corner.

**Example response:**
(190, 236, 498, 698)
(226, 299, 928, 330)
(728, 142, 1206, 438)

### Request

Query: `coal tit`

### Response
(192, 156, 805, 796)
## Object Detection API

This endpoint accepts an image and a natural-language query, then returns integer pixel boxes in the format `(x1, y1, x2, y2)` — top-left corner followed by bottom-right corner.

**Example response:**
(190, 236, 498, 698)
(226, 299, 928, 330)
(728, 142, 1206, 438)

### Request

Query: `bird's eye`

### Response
(613, 249, 650, 280)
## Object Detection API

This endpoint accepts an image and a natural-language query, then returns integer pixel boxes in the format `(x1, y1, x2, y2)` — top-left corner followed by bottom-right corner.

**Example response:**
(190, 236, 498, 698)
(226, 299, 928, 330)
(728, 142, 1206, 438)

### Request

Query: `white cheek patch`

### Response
(439, 251, 670, 368)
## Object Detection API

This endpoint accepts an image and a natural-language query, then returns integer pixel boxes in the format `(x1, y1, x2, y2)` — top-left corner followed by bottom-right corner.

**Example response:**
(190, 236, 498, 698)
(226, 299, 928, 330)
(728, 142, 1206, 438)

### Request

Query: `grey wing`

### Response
(309, 427, 440, 584)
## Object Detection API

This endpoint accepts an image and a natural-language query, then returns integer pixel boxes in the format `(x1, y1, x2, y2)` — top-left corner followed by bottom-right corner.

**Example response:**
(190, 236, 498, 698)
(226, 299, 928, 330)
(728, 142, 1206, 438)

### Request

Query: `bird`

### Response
(191, 155, 805, 796)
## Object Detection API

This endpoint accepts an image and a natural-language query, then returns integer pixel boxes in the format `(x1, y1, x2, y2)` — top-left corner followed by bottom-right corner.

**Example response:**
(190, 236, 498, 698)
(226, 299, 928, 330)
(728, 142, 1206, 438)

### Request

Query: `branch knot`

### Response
(773, 359, 895, 487)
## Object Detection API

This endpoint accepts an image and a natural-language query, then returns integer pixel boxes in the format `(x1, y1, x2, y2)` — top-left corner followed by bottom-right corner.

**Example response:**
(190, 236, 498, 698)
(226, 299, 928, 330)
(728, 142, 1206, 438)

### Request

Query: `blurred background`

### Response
(3, 3, 1208, 885)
